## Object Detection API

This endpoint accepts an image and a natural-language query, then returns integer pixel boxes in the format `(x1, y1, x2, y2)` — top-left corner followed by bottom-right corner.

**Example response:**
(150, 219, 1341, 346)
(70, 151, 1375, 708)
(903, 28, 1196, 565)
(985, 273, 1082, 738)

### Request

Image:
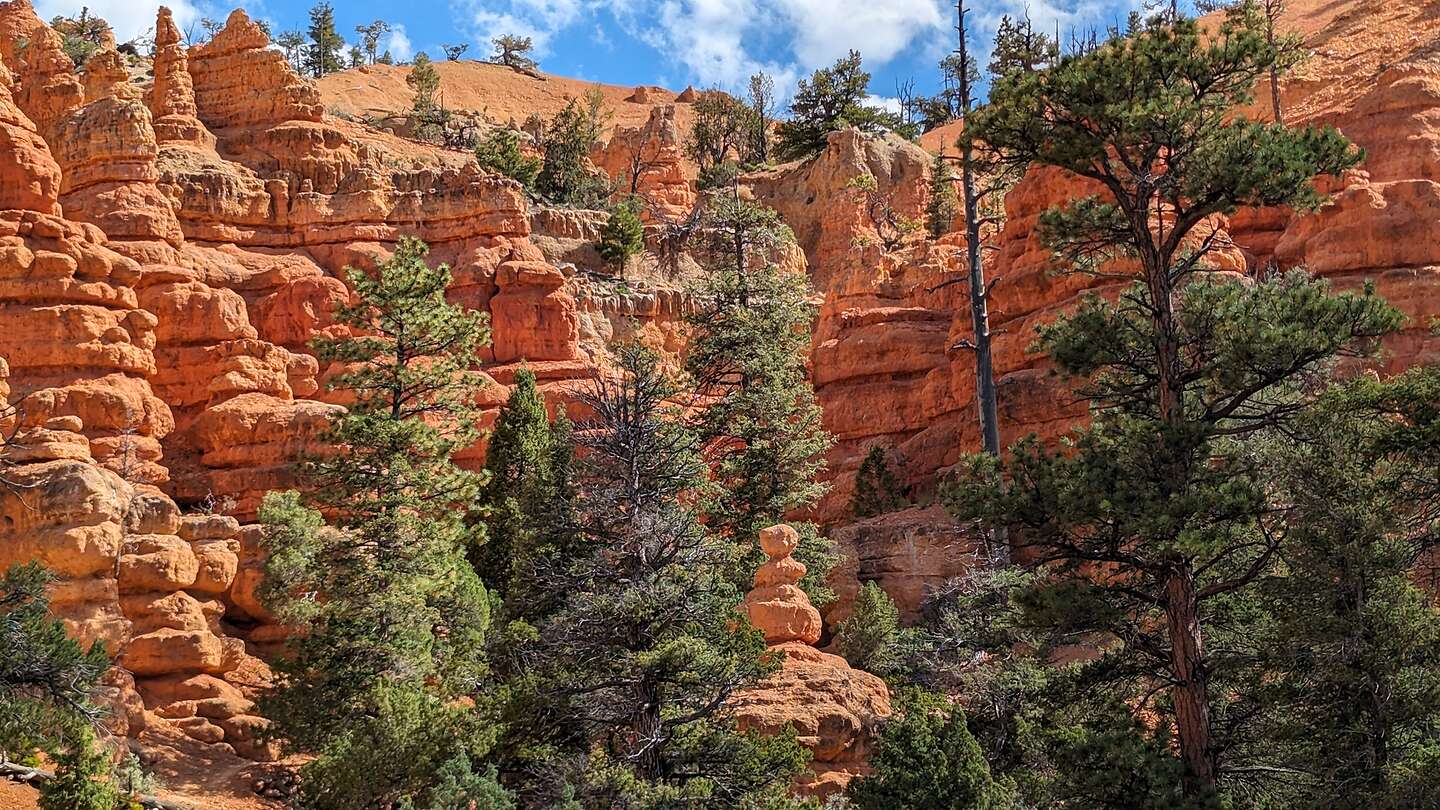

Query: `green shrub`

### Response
(475, 128, 542, 188)
(597, 198, 644, 273)
(835, 581, 902, 676)
(848, 690, 1012, 810)
(851, 446, 906, 518)
(38, 729, 121, 810)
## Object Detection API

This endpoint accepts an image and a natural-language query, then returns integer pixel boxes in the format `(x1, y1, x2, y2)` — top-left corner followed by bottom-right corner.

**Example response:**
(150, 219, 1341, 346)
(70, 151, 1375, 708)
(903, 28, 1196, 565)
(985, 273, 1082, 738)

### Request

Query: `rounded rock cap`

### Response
(759, 524, 800, 559)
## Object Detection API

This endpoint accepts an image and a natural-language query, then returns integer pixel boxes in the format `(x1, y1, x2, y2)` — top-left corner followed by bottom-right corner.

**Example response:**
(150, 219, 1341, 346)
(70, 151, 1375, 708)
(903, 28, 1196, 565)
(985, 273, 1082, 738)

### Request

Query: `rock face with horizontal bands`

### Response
(0, 3, 685, 767)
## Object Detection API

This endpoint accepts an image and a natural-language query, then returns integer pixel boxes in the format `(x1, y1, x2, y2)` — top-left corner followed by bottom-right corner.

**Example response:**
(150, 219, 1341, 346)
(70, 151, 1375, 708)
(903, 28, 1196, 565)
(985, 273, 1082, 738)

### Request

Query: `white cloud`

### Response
(439, 0, 1147, 95)
(865, 94, 902, 115)
(776, 0, 947, 67)
(383, 24, 414, 62)
(35, 0, 203, 43)
(454, 0, 586, 56)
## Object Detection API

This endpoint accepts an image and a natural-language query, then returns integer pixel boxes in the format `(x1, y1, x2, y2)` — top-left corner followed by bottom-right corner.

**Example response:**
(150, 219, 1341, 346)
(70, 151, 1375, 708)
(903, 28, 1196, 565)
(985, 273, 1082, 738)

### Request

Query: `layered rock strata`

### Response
(0, 54, 272, 758)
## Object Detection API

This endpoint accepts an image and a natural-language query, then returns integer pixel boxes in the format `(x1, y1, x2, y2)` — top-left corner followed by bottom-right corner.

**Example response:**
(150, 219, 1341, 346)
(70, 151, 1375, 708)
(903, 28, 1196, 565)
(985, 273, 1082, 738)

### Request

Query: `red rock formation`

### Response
(188, 9, 322, 131)
(147, 6, 214, 149)
(0, 58, 271, 758)
(731, 525, 892, 798)
(591, 104, 696, 220)
(826, 506, 981, 626)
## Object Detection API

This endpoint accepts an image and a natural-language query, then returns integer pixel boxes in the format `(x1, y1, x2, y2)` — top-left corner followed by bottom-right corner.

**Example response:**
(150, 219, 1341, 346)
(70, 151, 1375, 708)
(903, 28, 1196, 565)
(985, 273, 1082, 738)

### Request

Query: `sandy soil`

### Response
(315, 59, 696, 137)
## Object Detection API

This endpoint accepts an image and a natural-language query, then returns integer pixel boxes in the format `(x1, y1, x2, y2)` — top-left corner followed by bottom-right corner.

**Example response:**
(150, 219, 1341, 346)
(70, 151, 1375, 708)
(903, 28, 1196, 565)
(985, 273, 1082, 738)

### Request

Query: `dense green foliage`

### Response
(774, 51, 914, 161)
(1229, 372, 1440, 807)
(259, 237, 503, 808)
(470, 368, 574, 605)
(947, 10, 1406, 801)
(834, 582, 902, 678)
(304, 2, 345, 77)
(37, 728, 122, 810)
(596, 197, 645, 272)
(475, 128, 542, 188)
(0, 563, 108, 759)
(849, 691, 1012, 809)
(925, 153, 958, 239)
(850, 446, 906, 519)
(492, 344, 808, 807)
(536, 97, 610, 207)
(685, 193, 836, 600)
(48, 9, 110, 68)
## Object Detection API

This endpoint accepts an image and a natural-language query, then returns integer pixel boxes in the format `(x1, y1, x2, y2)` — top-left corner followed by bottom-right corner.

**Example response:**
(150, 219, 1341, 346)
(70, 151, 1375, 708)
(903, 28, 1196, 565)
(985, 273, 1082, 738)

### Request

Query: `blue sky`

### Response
(38, 0, 1154, 104)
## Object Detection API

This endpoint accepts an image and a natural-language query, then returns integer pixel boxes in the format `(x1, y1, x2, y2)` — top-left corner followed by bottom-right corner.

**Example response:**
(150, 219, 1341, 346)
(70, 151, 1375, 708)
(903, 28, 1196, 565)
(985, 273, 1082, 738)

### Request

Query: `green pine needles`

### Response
(851, 446, 907, 519)
(258, 237, 504, 807)
(491, 344, 808, 806)
(947, 10, 1408, 801)
(685, 192, 837, 602)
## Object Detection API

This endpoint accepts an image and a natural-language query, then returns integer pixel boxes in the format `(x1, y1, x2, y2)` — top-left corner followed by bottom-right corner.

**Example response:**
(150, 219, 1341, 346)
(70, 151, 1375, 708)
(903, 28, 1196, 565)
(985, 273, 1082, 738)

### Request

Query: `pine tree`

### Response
(851, 446, 906, 518)
(0, 563, 109, 758)
(408, 52, 441, 114)
(499, 343, 808, 806)
(685, 192, 836, 600)
(470, 368, 571, 603)
(1196, 0, 1300, 124)
(48, 8, 111, 67)
(258, 237, 500, 808)
(951, 14, 1398, 797)
(355, 20, 390, 65)
(952, 0, 1008, 562)
(536, 98, 608, 206)
(277, 30, 308, 74)
(475, 127, 542, 188)
(848, 690, 1013, 809)
(304, 2, 344, 78)
(490, 35, 538, 72)
(835, 582, 902, 676)
(746, 72, 775, 165)
(37, 727, 121, 810)
(596, 197, 644, 274)
(925, 152, 958, 239)
(1234, 372, 1440, 807)
(774, 51, 909, 160)
(684, 90, 754, 181)
(407, 52, 445, 143)
(987, 13, 1057, 78)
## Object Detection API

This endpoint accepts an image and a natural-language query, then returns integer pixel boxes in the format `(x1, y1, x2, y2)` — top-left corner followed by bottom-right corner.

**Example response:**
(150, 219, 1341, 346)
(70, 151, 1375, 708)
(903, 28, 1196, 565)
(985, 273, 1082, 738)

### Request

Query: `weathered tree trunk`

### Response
(1147, 237, 1215, 792)
(1166, 568, 1216, 791)
(956, 0, 1006, 563)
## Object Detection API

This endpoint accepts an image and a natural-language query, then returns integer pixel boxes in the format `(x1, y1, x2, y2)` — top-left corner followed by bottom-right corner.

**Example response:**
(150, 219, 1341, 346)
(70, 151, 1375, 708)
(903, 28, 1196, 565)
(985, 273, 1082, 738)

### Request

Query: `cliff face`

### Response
(0, 1, 684, 776)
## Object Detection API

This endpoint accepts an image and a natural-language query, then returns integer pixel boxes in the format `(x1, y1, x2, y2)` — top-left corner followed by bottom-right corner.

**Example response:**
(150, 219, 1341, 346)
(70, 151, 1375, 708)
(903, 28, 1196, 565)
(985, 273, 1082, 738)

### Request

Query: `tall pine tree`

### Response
(496, 344, 807, 807)
(470, 368, 575, 609)
(1234, 371, 1440, 806)
(258, 237, 504, 807)
(303, 2, 344, 78)
(951, 13, 1399, 797)
(685, 191, 836, 601)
